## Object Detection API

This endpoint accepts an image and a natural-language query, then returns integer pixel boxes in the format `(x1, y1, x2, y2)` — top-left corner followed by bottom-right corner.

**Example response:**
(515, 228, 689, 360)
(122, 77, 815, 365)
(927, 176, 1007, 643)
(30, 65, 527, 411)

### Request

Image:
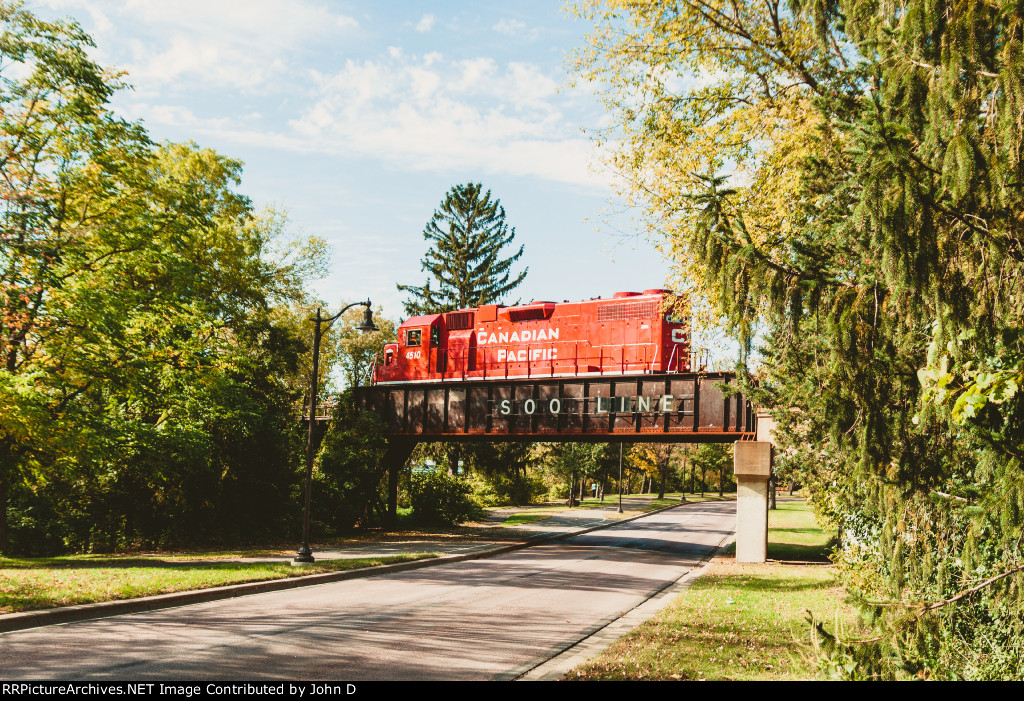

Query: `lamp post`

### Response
(295, 299, 378, 564)
(617, 442, 624, 514)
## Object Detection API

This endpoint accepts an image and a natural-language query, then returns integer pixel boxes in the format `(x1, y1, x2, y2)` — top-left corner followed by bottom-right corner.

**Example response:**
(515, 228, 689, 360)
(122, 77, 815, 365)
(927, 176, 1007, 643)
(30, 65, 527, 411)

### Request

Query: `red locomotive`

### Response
(372, 289, 691, 384)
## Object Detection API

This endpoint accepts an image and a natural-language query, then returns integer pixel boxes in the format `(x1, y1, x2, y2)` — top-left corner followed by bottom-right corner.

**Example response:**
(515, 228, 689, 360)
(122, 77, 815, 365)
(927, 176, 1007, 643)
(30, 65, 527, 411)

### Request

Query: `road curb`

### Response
(0, 498, 720, 634)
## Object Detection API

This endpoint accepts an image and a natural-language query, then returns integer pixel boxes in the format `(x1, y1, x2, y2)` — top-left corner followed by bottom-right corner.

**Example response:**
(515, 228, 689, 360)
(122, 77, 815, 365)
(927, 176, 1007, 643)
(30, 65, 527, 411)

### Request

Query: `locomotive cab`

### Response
(387, 314, 444, 381)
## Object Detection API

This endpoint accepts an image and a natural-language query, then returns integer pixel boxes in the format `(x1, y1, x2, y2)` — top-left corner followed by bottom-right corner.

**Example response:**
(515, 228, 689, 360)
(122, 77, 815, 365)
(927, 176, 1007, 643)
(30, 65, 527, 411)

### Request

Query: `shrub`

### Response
(410, 469, 483, 525)
(470, 472, 546, 506)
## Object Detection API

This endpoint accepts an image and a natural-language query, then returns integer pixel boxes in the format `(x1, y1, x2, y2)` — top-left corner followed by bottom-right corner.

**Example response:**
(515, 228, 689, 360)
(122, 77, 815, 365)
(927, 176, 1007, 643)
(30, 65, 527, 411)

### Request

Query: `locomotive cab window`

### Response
(405, 329, 422, 347)
(430, 327, 440, 347)
(385, 349, 394, 366)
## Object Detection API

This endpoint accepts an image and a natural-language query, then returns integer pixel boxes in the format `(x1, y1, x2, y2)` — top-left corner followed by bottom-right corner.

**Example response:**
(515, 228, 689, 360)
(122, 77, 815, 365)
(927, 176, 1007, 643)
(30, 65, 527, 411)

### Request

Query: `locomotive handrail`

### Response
(372, 325, 694, 384)
(371, 340, 694, 385)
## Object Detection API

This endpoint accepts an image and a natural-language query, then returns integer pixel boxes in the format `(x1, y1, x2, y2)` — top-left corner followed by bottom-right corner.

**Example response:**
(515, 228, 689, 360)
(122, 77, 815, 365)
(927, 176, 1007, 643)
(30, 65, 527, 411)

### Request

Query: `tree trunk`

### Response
(719, 460, 724, 498)
(769, 471, 777, 510)
(789, 478, 796, 495)
(680, 454, 687, 501)
(0, 463, 7, 555)
(1, 439, 11, 554)
(658, 463, 667, 499)
(446, 443, 462, 476)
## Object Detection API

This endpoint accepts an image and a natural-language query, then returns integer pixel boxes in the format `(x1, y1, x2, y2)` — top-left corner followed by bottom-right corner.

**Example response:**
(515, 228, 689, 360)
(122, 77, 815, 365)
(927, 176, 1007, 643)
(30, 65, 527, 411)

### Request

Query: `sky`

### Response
(36, 0, 670, 322)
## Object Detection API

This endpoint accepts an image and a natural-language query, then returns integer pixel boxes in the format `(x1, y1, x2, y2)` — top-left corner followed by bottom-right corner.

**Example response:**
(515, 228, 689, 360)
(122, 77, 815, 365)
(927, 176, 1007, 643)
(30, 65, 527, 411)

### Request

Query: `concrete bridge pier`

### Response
(732, 412, 775, 563)
(733, 441, 771, 562)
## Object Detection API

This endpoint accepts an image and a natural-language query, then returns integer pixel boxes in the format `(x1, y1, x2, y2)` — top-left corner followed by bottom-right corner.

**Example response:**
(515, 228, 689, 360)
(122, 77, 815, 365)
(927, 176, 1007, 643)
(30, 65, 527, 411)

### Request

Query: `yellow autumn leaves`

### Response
(570, 0, 836, 332)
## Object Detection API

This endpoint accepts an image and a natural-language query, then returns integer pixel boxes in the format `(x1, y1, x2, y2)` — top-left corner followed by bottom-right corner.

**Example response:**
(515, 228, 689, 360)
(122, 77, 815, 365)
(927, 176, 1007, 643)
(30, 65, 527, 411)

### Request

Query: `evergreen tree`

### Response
(398, 183, 529, 483)
(398, 183, 526, 316)
(578, 0, 1024, 680)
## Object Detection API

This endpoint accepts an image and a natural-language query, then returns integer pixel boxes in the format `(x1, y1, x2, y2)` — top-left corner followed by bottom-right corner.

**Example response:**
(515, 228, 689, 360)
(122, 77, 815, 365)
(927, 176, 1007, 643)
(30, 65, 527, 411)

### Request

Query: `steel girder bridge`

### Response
(353, 371, 757, 524)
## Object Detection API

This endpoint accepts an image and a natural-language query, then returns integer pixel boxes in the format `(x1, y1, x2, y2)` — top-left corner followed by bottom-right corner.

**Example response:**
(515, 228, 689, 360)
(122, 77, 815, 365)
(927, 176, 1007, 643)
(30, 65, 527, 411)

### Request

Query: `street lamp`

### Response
(295, 299, 378, 564)
(617, 442, 624, 514)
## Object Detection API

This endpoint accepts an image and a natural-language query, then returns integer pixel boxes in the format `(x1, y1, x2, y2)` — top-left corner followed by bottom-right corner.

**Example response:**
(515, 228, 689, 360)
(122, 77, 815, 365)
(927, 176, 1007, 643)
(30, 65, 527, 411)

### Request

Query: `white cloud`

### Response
(42, 0, 358, 91)
(492, 18, 539, 41)
(416, 14, 435, 32)
(453, 58, 497, 92)
(493, 18, 526, 36)
(45, 2, 608, 190)
(288, 53, 606, 188)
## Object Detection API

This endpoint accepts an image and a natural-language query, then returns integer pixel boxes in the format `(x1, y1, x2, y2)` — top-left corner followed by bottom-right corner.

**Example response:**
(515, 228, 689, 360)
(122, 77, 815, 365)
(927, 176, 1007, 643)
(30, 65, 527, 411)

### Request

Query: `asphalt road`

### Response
(0, 500, 735, 681)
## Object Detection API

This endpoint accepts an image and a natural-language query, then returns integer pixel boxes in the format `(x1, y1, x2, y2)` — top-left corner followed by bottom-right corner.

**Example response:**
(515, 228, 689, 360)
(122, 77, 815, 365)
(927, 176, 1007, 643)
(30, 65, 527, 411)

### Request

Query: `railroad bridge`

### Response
(352, 370, 774, 562)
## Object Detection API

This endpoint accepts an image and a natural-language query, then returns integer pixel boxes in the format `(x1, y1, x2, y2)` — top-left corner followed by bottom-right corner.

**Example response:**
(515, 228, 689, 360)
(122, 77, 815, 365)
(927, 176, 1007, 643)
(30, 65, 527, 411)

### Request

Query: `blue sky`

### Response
(37, 1, 669, 321)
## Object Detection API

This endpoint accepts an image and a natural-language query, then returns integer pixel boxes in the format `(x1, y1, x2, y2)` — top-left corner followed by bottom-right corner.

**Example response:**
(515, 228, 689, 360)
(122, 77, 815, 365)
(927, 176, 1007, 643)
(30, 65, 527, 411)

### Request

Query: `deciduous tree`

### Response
(0, 2, 325, 553)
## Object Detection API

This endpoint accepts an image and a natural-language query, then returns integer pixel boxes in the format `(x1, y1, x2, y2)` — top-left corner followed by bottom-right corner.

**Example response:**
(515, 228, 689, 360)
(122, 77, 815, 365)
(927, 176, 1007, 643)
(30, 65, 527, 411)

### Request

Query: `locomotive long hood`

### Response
(374, 290, 692, 384)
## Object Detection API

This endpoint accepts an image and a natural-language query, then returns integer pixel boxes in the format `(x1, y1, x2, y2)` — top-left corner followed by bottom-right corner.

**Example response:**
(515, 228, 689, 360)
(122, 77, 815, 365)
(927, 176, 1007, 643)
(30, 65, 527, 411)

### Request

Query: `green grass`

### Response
(0, 552, 437, 615)
(565, 499, 859, 681)
(767, 500, 836, 561)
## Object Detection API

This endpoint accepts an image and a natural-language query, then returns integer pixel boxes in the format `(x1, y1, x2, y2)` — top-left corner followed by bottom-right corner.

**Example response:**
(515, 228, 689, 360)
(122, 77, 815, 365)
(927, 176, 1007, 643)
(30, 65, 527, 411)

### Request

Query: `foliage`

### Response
(629, 443, 692, 497)
(469, 470, 547, 507)
(577, 0, 1024, 679)
(0, 2, 323, 554)
(397, 182, 527, 316)
(570, 0, 836, 332)
(333, 305, 396, 390)
(544, 442, 608, 501)
(409, 468, 483, 526)
(688, 444, 734, 495)
(313, 393, 389, 533)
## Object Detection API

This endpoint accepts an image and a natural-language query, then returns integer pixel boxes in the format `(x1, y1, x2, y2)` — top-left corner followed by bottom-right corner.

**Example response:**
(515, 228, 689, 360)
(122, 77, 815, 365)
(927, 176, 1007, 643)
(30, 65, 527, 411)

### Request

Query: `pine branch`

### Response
(918, 562, 1024, 613)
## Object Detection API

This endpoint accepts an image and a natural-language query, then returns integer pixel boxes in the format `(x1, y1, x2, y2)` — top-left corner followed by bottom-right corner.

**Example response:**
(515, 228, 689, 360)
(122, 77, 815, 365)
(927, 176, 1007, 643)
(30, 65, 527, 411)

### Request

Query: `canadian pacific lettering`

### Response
(477, 328, 560, 345)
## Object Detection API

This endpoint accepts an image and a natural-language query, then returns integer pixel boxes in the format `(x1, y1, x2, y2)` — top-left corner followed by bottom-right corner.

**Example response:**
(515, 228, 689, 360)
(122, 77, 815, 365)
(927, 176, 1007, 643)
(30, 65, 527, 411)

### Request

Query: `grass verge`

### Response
(0, 552, 437, 615)
(564, 499, 858, 681)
